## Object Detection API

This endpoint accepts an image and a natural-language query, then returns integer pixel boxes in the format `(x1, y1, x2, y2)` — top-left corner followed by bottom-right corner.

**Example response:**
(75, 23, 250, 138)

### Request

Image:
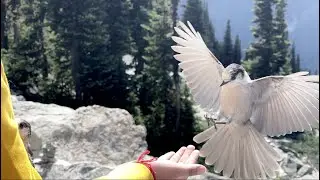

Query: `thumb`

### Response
(175, 164, 207, 178)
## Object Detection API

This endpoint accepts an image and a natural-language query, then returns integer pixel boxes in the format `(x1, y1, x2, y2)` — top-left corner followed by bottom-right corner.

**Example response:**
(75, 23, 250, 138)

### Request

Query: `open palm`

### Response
(151, 145, 207, 180)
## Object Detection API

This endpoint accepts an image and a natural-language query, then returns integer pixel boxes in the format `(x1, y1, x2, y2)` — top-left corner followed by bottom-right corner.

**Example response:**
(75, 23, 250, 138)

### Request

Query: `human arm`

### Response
(96, 145, 207, 180)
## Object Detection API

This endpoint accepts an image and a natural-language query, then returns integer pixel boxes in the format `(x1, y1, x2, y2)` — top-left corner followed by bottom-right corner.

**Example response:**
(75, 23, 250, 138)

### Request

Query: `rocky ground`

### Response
(12, 95, 319, 179)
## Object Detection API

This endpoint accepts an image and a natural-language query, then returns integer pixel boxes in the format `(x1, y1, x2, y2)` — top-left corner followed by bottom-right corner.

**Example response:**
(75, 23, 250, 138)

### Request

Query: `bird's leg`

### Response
(204, 113, 218, 129)
(204, 113, 214, 125)
(213, 121, 228, 130)
(204, 113, 227, 130)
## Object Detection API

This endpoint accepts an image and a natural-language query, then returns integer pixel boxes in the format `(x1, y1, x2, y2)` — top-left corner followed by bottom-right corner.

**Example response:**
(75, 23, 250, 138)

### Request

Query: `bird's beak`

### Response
(220, 80, 229, 87)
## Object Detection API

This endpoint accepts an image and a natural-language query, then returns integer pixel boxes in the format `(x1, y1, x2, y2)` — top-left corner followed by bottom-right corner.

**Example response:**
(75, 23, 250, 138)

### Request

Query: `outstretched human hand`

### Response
(150, 145, 207, 180)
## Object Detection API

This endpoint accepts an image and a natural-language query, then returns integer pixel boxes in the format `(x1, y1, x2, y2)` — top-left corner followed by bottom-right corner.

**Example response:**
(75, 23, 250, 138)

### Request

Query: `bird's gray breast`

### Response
(219, 81, 253, 123)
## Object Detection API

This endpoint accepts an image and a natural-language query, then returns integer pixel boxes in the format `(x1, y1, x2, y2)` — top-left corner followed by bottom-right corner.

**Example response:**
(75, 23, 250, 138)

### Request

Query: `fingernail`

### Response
(197, 166, 207, 174)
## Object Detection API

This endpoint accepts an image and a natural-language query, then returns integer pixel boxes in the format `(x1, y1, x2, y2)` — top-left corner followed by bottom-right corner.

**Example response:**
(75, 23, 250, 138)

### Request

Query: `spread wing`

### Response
(249, 72, 319, 137)
(171, 21, 225, 113)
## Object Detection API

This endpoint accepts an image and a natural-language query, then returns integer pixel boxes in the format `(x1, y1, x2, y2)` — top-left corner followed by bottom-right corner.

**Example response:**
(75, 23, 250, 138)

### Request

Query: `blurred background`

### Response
(1, 0, 319, 178)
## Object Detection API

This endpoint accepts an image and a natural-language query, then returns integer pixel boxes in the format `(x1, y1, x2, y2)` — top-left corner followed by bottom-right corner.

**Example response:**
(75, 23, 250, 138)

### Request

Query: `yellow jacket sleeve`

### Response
(1, 63, 42, 180)
(95, 162, 154, 180)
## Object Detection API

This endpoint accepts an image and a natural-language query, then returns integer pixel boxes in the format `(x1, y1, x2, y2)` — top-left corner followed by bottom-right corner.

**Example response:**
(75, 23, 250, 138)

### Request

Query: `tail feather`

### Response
(249, 126, 282, 161)
(223, 139, 236, 177)
(204, 128, 230, 165)
(193, 123, 224, 144)
(194, 121, 282, 179)
(249, 129, 277, 178)
(199, 125, 229, 158)
(214, 131, 233, 173)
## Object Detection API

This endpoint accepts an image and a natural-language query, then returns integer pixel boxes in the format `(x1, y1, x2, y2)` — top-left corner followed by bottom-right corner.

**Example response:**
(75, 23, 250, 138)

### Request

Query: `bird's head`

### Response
(221, 63, 247, 86)
(18, 120, 31, 141)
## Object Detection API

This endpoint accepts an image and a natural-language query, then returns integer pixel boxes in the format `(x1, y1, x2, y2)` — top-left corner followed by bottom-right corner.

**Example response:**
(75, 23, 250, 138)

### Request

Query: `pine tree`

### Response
(273, 0, 291, 75)
(296, 54, 301, 72)
(46, 0, 88, 103)
(202, 2, 220, 58)
(222, 20, 233, 66)
(1, 0, 7, 49)
(244, 0, 274, 78)
(142, 0, 199, 156)
(45, 0, 133, 110)
(9, 0, 21, 44)
(182, 0, 204, 34)
(129, 0, 152, 117)
(142, 0, 175, 155)
(171, 0, 181, 132)
(290, 43, 297, 72)
(98, 0, 132, 110)
(4, 0, 49, 100)
(233, 34, 241, 64)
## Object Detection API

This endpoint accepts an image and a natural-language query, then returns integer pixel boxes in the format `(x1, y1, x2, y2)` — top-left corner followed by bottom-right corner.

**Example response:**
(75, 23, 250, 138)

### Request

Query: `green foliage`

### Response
(221, 20, 233, 66)
(183, 0, 220, 59)
(4, 0, 48, 100)
(286, 132, 319, 170)
(202, 2, 220, 58)
(290, 43, 297, 73)
(244, 0, 293, 78)
(244, 0, 274, 78)
(2, 0, 202, 156)
(141, 0, 199, 156)
(233, 35, 242, 64)
(296, 54, 301, 72)
(273, 0, 291, 75)
(182, 0, 204, 33)
(129, 0, 151, 116)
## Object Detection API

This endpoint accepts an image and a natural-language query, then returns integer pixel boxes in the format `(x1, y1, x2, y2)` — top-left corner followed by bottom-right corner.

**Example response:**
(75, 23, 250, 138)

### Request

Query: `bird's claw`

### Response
(204, 113, 217, 128)
(213, 120, 218, 130)
(204, 113, 227, 130)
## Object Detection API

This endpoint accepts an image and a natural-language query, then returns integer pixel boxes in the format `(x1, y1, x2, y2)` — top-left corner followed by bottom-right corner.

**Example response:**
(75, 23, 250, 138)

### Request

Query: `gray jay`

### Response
(171, 21, 319, 179)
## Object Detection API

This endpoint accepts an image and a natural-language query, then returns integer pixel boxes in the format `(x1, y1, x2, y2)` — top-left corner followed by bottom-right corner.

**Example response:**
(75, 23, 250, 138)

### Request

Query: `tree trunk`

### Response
(38, 1, 48, 77)
(12, 0, 20, 44)
(1, 0, 7, 49)
(172, 0, 181, 132)
(71, 38, 81, 102)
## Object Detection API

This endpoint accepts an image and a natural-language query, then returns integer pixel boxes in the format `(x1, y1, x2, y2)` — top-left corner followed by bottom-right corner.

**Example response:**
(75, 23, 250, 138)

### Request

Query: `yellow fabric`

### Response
(95, 162, 154, 180)
(1, 63, 42, 179)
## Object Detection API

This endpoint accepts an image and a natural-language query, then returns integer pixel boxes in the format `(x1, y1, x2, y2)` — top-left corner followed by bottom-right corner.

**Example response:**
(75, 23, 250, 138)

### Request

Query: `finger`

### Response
(170, 146, 187, 163)
(175, 164, 207, 178)
(186, 149, 200, 164)
(187, 164, 207, 177)
(178, 145, 195, 163)
(158, 151, 175, 161)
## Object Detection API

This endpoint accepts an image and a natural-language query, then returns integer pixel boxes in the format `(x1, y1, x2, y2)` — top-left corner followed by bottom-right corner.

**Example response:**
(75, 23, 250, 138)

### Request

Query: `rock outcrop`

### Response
(11, 96, 319, 179)
(12, 96, 147, 179)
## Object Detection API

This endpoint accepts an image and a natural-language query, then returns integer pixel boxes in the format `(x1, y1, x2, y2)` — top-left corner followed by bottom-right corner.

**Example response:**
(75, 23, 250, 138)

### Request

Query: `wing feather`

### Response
(172, 21, 224, 112)
(250, 73, 319, 136)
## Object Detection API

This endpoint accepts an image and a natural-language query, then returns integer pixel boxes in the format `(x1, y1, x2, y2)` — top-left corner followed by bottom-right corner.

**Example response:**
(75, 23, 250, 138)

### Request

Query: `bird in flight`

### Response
(171, 21, 319, 179)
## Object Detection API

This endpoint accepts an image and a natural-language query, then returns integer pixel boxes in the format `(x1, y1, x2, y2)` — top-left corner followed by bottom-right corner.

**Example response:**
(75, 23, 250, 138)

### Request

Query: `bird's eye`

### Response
(19, 123, 24, 129)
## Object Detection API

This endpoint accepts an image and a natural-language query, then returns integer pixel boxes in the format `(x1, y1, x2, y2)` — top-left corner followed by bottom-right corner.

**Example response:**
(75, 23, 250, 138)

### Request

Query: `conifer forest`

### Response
(1, 0, 314, 158)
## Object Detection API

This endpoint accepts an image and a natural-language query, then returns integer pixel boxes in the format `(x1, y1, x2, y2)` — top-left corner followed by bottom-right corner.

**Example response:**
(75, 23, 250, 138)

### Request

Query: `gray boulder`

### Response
(12, 96, 147, 179)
